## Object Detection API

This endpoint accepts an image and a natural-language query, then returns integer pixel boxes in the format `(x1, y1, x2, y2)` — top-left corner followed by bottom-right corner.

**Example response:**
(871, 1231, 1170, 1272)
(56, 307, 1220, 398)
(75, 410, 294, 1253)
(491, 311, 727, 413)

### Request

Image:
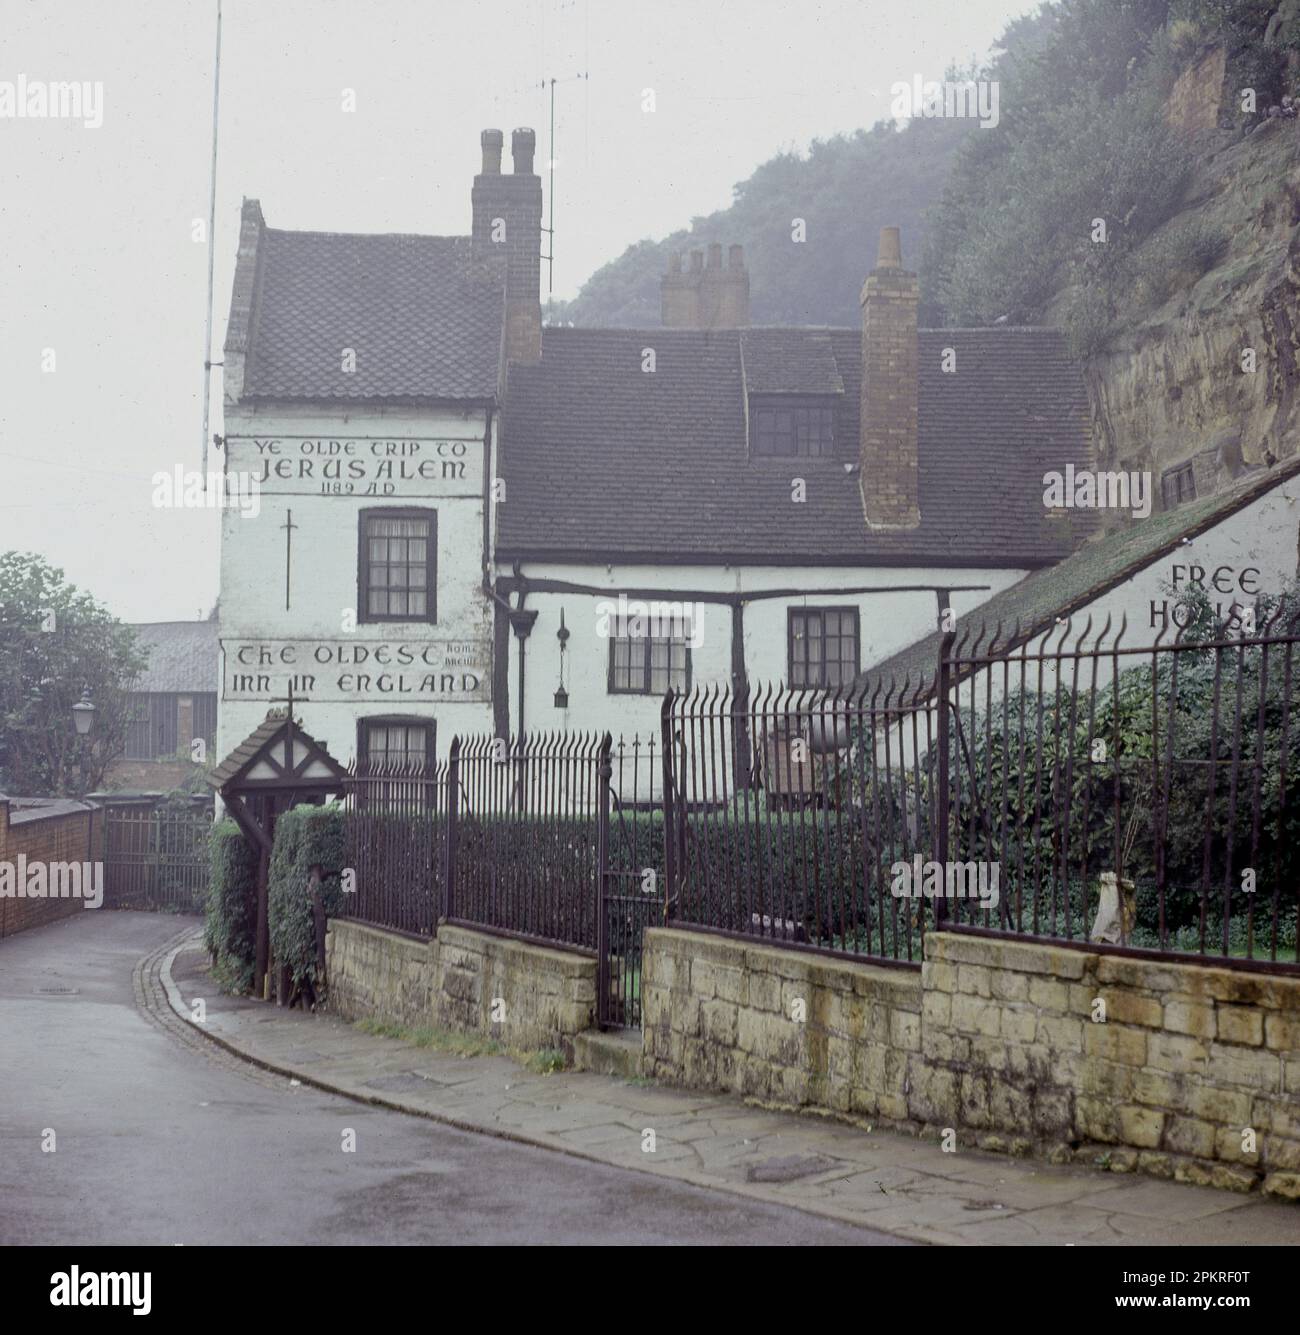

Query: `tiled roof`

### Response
(209, 712, 287, 789)
(3, 797, 96, 824)
(860, 456, 1300, 693)
(240, 230, 505, 402)
(741, 329, 844, 395)
(209, 711, 349, 792)
(498, 326, 1095, 565)
(129, 622, 219, 693)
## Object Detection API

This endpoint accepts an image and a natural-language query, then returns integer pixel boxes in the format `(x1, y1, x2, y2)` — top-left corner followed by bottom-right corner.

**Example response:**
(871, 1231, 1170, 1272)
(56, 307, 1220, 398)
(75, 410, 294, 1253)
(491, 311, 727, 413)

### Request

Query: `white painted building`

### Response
(216, 127, 1101, 780)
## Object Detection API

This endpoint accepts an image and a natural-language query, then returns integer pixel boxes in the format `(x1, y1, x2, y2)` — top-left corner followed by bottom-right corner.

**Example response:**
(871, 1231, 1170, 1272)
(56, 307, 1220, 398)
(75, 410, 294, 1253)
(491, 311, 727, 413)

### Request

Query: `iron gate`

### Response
(596, 735, 665, 1030)
(102, 799, 213, 911)
(415, 732, 660, 1030)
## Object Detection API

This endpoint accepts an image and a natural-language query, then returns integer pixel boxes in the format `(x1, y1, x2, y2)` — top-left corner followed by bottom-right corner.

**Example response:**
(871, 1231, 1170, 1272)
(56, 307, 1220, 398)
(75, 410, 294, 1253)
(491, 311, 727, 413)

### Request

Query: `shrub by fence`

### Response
(267, 804, 346, 999)
(342, 734, 660, 1026)
(204, 820, 257, 992)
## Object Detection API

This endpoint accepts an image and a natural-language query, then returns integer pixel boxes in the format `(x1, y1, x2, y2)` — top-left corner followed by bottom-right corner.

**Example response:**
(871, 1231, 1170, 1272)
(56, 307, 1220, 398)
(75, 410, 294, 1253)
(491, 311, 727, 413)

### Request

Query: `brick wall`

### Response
(471, 128, 542, 365)
(0, 798, 103, 939)
(325, 918, 596, 1056)
(641, 926, 1300, 1200)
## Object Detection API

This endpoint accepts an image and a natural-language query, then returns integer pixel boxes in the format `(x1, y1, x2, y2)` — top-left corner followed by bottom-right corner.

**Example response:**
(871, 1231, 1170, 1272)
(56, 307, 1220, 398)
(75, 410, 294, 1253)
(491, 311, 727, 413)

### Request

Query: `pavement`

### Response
(157, 922, 1300, 1246)
(0, 912, 904, 1245)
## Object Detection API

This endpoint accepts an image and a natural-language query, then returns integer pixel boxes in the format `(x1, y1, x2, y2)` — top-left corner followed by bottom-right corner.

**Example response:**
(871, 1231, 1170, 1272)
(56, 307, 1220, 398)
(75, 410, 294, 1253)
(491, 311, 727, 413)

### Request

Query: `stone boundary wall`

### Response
(435, 924, 596, 1052)
(643, 926, 1300, 1199)
(0, 798, 103, 940)
(922, 933, 1300, 1197)
(325, 918, 596, 1055)
(642, 926, 921, 1124)
(326, 918, 436, 1030)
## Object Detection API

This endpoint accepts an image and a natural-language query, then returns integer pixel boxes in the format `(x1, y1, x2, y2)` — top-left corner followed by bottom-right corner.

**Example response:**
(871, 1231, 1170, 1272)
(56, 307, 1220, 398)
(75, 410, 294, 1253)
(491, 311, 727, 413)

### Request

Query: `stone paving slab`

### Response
(163, 936, 1300, 1247)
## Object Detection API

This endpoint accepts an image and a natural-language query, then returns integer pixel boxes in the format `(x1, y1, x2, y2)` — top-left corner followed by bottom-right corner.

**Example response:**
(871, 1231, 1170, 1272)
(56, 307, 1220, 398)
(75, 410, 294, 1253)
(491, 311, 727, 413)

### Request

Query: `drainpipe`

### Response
(480, 404, 495, 592)
(509, 601, 538, 740)
(481, 403, 522, 739)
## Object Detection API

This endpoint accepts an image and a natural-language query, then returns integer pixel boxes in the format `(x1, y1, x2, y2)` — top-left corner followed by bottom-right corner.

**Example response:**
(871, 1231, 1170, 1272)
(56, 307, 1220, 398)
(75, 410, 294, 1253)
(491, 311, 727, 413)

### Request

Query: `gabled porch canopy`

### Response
(210, 709, 347, 808)
(208, 709, 348, 998)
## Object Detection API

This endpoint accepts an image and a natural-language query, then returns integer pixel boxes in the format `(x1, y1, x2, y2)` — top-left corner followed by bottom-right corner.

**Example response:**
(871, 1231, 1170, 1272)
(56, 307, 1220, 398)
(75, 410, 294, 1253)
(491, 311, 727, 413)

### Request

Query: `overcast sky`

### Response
(0, 0, 1037, 623)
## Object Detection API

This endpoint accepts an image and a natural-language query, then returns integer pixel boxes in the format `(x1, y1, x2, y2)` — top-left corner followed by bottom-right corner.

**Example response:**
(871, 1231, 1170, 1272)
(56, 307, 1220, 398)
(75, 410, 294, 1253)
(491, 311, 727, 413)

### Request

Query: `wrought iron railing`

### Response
(341, 760, 447, 936)
(659, 605, 1300, 975)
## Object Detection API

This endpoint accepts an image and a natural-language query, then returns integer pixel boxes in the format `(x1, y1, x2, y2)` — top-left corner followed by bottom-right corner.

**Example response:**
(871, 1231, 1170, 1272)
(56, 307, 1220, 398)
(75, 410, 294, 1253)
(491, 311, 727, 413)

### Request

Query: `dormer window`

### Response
(750, 396, 835, 458)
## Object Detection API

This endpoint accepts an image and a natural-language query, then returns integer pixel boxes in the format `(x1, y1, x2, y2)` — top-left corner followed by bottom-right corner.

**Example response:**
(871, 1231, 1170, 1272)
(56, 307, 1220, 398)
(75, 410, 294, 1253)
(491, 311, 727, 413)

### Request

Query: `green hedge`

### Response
(204, 820, 257, 992)
(268, 804, 346, 987)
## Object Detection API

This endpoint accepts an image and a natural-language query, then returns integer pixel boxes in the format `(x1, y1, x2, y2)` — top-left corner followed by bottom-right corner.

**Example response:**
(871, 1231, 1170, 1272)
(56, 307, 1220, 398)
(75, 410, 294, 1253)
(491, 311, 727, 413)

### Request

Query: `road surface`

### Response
(0, 912, 905, 1246)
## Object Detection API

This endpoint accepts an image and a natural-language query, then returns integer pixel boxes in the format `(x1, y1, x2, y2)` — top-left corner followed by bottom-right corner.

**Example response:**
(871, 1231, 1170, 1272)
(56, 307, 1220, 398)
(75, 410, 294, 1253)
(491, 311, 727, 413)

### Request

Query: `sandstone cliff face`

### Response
(1073, 123, 1300, 497)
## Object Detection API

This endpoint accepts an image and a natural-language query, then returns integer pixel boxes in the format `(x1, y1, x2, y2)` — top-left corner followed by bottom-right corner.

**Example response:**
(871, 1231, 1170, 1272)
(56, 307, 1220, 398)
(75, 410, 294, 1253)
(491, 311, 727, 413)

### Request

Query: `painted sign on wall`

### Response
(227, 436, 482, 498)
(1148, 561, 1263, 630)
(222, 638, 490, 702)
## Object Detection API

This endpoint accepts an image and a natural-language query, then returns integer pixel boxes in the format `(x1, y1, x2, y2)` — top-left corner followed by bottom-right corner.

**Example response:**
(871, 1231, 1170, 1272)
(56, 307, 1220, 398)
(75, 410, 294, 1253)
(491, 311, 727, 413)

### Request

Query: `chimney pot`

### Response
(663, 240, 748, 327)
(876, 226, 903, 270)
(480, 128, 503, 175)
(512, 127, 536, 174)
(472, 129, 543, 363)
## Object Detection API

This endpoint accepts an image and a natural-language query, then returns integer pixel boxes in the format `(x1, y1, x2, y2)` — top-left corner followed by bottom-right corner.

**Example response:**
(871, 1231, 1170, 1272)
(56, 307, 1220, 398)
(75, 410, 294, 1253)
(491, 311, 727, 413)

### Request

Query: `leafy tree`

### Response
(925, 0, 1190, 327)
(0, 552, 146, 796)
(927, 0, 1299, 332)
(556, 114, 975, 329)
(558, 2, 1297, 335)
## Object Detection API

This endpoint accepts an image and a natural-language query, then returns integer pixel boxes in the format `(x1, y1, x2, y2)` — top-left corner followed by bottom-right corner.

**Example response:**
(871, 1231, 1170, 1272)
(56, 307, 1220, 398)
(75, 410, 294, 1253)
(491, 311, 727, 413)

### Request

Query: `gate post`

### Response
(935, 630, 955, 927)
(596, 733, 613, 1028)
(443, 737, 461, 925)
(659, 690, 676, 923)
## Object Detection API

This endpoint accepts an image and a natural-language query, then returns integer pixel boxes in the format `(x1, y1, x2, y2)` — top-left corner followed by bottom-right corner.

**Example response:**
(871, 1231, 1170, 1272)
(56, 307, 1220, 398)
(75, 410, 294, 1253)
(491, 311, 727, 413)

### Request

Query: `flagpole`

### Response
(200, 0, 223, 495)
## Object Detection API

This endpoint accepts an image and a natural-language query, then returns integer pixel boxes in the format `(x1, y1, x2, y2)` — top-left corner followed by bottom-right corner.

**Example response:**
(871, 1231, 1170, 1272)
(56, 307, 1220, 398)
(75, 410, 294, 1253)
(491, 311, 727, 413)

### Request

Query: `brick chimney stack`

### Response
(472, 127, 542, 364)
(660, 242, 749, 328)
(859, 226, 920, 530)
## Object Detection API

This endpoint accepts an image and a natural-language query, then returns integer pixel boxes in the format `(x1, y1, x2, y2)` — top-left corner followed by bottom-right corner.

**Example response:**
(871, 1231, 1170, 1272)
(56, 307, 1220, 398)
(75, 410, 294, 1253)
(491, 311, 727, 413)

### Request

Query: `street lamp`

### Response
(553, 608, 570, 710)
(72, 688, 96, 736)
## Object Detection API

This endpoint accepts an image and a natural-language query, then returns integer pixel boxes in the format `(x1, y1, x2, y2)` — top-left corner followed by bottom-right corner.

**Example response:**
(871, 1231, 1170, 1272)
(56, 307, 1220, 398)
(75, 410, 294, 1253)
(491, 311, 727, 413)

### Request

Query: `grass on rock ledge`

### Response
(352, 1017, 567, 1075)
